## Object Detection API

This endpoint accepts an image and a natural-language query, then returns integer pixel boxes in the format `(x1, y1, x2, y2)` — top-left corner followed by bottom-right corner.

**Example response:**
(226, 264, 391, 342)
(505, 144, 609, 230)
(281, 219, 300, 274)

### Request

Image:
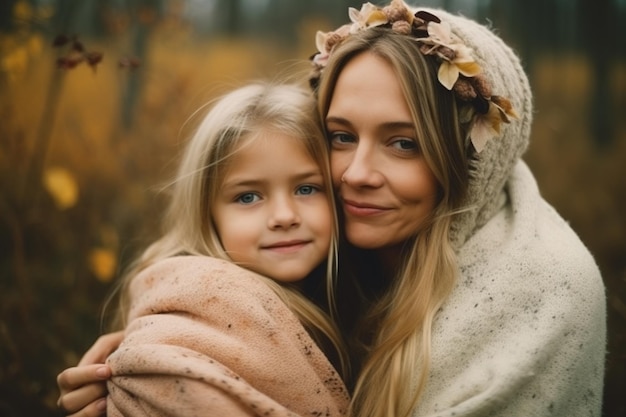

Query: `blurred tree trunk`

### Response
(225, 0, 241, 35)
(119, 0, 159, 130)
(0, 0, 17, 32)
(579, 0, 616, 148)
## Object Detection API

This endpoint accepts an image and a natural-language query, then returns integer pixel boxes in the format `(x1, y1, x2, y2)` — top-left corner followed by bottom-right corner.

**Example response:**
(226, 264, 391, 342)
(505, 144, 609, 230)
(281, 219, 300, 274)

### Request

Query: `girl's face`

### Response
(211, 131, 332, 282)
(325, 52, 438, 250)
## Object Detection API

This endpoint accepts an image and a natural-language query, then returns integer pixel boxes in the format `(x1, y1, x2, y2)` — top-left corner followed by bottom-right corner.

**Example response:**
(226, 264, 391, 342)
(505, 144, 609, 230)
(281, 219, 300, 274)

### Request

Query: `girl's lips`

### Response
(262, 240, 310, 253)
(342, 199, 389, 216)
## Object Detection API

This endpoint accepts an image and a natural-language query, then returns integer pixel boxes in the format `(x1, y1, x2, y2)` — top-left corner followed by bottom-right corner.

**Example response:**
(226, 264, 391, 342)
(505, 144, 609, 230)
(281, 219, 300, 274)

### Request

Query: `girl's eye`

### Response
(296, 185, 320, 196)
(236, 193, 260, 204)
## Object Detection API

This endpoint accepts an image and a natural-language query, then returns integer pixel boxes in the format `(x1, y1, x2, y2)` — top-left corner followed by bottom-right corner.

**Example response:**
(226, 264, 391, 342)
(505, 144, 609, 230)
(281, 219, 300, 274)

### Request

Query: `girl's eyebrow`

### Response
(221, 170, 324, 189)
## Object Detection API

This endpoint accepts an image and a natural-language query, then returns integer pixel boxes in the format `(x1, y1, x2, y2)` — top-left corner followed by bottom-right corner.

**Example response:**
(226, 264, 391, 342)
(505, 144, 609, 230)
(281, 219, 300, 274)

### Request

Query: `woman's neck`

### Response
(373, 244, 406, 280)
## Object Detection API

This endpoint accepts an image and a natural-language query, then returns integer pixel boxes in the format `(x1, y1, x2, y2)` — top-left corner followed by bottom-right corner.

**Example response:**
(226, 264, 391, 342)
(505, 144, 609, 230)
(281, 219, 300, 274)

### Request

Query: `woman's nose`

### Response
(340, 143, 384, 188)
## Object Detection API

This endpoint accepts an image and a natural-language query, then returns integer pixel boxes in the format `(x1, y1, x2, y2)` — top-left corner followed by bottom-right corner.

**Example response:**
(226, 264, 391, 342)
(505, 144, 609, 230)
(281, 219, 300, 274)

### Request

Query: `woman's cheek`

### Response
(329, 153, 345, 187)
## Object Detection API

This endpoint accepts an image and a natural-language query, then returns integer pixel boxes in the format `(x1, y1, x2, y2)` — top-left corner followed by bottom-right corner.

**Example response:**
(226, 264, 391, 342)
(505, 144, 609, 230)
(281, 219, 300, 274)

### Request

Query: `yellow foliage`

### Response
(0, 33, 44, 81)
(1, 45, 29, 80)
(13, 0, 34, 22)
(27, 34, 43, 56)
(12, 0, 51, 23)
(43, 167, 79, 210)
(88, 248, 117, 283)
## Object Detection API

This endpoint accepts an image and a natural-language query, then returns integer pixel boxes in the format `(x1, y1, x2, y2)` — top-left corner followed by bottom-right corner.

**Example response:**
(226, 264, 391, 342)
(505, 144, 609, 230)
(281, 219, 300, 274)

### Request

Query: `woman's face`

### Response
(325, 52, 438, 250)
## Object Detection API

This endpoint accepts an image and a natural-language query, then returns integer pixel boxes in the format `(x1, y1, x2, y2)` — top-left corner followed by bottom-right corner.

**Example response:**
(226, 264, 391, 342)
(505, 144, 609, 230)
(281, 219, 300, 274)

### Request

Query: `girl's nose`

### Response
(267, 197, 300, 229)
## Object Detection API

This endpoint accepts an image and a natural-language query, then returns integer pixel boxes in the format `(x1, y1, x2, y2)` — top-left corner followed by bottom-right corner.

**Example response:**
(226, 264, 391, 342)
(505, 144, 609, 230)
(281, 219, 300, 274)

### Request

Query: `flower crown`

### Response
(309, 0, 517, 153)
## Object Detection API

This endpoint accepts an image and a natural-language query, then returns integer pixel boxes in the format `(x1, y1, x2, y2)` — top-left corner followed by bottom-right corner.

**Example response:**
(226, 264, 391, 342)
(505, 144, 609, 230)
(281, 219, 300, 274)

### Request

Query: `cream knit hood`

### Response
(426, 8, 534, 248)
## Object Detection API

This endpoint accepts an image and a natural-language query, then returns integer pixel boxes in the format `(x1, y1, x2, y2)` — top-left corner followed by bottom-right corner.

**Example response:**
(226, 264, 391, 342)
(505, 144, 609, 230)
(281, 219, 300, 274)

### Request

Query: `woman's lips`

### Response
(342, 199, 389, 217)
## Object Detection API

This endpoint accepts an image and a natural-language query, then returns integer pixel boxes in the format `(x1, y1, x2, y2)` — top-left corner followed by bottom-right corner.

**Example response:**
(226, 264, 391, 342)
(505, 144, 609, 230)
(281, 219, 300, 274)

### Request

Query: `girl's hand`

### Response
(56, 331, 123, 416)
(56, 365, 109, 416)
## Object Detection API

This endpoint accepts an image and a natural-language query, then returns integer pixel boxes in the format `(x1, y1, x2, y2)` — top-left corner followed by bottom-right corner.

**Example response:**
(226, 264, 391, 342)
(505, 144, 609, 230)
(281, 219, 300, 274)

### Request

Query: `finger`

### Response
(66, 397, 107, 417)
(57, 365, 111, 393)
(58, 383, 108, 416)
(78, 331, 124, 365)
(72, 398, 107, 417)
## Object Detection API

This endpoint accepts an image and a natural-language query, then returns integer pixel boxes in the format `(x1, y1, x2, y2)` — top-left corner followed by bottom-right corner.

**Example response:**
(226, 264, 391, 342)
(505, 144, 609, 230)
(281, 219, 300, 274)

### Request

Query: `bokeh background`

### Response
(0, 0, 624, 416)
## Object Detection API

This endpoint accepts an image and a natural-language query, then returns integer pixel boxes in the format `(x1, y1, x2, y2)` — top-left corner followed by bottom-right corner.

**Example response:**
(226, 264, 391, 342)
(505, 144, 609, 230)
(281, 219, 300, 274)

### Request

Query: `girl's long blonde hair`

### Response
(317, 29, 472, 417)
(110, 82, 347, 377)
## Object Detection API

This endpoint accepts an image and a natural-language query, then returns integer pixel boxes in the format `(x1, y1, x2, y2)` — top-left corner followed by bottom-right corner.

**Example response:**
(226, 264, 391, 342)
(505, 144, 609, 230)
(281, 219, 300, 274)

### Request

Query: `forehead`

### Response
(225, 130, 316, 168)
(236, 128, 307, 153)
(327, 52, 412, 123)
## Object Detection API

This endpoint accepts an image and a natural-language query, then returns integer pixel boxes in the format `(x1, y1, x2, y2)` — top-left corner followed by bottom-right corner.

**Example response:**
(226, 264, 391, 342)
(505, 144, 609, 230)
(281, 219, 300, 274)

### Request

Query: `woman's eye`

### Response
(391, 138, 418, 152)
(329, 132, 355, 145)
(236, 193, 260, 204)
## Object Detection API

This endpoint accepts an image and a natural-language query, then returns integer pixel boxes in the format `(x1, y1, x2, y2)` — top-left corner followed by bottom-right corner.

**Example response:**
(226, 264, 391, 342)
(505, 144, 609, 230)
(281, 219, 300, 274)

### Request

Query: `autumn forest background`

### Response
(0, 0, 624, 416)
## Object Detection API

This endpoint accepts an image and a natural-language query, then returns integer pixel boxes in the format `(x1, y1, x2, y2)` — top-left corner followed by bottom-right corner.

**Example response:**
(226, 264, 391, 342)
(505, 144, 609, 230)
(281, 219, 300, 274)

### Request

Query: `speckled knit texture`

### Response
(106, 256, 349, 417)
(407, 7, 607, 417)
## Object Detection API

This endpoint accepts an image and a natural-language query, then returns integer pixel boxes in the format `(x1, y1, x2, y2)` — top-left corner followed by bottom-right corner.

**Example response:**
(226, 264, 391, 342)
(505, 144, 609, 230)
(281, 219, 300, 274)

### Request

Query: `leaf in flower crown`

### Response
(414, 10, 441, 24)
(470, 103, 502, 152)
(492, 95, 518, 120)
(451, 44, 480, 72)
(426, 21, 453, 46)
(438, 61, 459, 90)
(349, 3, 388, 33)
(366, 10, 388, 26)
(315, 30, 328, 55)
(455, 60, 481, 78)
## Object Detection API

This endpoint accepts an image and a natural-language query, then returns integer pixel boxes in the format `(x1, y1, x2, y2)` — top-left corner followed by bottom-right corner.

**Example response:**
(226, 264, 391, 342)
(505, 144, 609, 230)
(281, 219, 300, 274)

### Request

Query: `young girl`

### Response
(101, 82, 349, 416)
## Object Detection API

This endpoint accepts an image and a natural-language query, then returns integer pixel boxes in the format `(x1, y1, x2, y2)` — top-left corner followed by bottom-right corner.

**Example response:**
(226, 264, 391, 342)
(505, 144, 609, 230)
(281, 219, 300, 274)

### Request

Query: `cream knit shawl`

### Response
(106, 256, 349, 417)
(412, 161, 606, 416)
(408, 8, 606, 416)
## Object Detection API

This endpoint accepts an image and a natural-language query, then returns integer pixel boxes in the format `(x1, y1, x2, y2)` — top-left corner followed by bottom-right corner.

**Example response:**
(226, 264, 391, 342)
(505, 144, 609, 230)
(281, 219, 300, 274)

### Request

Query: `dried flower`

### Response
(453, 78, 477, 101)
(384, 0, 414, 24)
(392, 20, 412, 35)
(309, 0, 518, 153)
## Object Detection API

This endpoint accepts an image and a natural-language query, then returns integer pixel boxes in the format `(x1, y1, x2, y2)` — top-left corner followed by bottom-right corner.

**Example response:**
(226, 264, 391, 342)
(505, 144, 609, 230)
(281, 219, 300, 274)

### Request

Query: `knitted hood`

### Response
(425, 8, 534, 247)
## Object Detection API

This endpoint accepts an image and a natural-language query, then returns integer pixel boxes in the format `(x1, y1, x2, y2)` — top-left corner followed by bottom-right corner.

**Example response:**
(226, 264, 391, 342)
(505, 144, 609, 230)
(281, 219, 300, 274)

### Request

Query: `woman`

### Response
(58, 2, 606, 416)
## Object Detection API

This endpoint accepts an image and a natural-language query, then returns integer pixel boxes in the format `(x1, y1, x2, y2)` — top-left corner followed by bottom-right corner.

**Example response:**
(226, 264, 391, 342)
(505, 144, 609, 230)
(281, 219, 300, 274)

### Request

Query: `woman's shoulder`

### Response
(458, 162, 604, 313)
(465, 162, 602, 282)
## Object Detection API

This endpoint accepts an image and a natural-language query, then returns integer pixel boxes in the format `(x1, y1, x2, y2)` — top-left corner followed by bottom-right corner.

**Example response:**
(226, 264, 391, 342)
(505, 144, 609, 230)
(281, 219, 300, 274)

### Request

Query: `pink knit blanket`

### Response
(106, 256, 349, 417)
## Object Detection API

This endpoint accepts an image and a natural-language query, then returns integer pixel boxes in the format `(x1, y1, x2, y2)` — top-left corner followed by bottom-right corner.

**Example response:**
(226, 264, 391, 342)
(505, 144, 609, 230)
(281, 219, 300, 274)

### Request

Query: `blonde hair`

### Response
(316, 29, 471, 417)
(111, 82, 347, 376)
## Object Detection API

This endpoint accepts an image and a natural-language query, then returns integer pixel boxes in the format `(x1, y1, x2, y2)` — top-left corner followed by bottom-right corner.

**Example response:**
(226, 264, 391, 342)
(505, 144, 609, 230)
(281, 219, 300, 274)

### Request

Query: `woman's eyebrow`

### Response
(325, 115, 351, 126)
(325, 116, 414, 131)
(379, 121, 415, 130)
